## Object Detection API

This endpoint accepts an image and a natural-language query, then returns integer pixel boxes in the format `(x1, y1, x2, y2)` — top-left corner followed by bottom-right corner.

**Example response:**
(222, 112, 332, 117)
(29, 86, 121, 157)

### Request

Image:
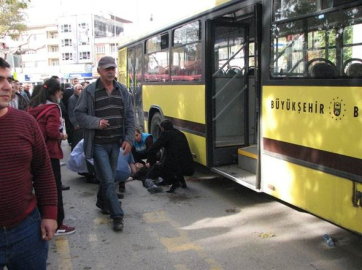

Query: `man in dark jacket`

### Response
(144, 119, 194, 193)
(74, 56, 134, 232)
(62, 77, 79, 146)
(68, 83, 83, 151)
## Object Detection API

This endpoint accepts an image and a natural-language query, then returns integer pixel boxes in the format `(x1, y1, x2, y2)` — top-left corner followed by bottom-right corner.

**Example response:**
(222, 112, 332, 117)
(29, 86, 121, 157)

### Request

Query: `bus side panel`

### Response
(261, 85, 362, 234)
(263, 85, 362, 157)
(185, 132, 207, 166)
(261, 155, 362, 233)
(143, 84, 207, 166)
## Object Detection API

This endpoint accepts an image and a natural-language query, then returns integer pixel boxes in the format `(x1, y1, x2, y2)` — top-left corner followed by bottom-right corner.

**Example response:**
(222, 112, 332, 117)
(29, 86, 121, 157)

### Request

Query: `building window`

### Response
(51, 60, 59, 66)
(78, 22, 89, 45)
(110, 43, 117, 53)
(50, 33, 58, 39)
(49, 46, 58, 52)
(61, 39, 72, 47)
(79, 41, 89, 46)
(79, 51, 90, 60)
(97, 46, 105, 53)
(61, 24, 72, 33)
(79, 40, 89, 46)
(24, 62, 34, 68)
(78, 22, 88, 30)
(94, 20, 107, 37)
(62, 53, 73, 60)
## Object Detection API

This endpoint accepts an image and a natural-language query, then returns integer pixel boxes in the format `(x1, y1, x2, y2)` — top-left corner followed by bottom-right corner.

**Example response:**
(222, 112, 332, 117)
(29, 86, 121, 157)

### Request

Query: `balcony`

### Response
(47, 51, 60, 59)
(47, 38, 59, 46)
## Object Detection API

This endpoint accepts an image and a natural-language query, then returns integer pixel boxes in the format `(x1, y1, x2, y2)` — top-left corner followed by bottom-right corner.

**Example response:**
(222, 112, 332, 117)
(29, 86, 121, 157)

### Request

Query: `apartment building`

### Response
(9, 13, 130, 83)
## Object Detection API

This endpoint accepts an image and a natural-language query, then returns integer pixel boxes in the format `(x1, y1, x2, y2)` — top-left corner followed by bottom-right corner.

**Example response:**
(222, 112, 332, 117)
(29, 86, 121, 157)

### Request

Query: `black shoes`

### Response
(119, 182, 125, 193)
(61, 184, 70, 191)
(95, 202, 110, 215)
(181, 182, 187, 188)
(86, 175, 100, 184)
(179, 177, 187, 188)
(113, 217, 124, 231)
(116, 193, 124, 199)
(166, 182, 180, 193)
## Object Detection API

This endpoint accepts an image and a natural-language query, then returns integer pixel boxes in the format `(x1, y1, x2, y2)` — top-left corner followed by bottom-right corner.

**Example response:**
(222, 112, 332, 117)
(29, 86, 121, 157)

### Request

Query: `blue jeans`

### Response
(115, 170, 131, 183)
(93, 143, 124, 218)
(0, 207, 48, 270)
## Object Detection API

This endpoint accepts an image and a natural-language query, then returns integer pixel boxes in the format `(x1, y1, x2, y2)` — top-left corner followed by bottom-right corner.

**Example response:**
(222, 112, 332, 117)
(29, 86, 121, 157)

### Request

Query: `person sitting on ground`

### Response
(132, 128, 154, 164)
(67, 139, 137, 191)
(66, 139, 99, 184)
(142, 119, 195, 194)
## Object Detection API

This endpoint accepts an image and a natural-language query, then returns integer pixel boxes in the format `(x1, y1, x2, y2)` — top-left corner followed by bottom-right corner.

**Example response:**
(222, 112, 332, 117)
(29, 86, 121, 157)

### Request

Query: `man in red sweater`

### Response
(0, 57, 58, 269)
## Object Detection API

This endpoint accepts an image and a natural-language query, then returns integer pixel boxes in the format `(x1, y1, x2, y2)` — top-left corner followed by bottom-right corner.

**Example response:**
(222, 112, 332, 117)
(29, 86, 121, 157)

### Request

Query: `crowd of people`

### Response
(0, 55, 194, 269)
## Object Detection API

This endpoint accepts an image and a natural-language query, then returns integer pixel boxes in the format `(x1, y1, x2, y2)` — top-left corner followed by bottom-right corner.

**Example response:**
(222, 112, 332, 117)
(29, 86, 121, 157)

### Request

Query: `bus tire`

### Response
(150, 112, 163, 139)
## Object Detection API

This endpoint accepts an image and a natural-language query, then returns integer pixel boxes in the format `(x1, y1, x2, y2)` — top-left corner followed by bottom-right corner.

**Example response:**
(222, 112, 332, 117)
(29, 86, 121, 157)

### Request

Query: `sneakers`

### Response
(113, 217, 124, 231)
(61, 184, 70, 191)
(154, 177, 164, 185)
(147, 185, 163, 194)
(55, 224, 75, 236)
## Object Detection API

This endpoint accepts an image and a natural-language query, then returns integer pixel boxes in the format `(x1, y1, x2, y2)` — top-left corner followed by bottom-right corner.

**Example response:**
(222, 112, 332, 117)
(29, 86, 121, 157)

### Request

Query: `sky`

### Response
(25, 0, 220, 34)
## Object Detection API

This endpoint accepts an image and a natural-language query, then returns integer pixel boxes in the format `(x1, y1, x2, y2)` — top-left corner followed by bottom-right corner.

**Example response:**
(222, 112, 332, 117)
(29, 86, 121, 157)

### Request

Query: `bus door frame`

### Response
(205, 3, 262, 190)
(206, 18, 250, 167)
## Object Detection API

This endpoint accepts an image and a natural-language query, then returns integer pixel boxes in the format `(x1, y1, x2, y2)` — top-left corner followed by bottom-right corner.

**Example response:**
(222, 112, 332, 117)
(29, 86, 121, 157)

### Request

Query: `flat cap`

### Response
(98, 56, 116, 69)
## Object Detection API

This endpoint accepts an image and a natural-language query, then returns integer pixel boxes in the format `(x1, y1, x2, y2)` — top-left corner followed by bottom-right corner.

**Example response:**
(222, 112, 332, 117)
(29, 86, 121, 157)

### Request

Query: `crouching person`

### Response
(143, 119, 194, 194)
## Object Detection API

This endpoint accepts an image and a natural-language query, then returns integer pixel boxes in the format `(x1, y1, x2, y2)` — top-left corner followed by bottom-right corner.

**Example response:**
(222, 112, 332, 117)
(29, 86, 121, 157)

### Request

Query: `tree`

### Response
(0, 0, 30, 40)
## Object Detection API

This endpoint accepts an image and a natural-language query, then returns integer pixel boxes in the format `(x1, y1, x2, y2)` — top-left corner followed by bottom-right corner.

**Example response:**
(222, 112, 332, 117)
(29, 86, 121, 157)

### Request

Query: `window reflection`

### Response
(270, 5, 362, 78)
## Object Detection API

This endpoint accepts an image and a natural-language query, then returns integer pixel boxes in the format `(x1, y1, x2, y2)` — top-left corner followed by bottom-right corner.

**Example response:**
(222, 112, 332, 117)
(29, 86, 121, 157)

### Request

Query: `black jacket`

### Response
(148, 128, 194, 176)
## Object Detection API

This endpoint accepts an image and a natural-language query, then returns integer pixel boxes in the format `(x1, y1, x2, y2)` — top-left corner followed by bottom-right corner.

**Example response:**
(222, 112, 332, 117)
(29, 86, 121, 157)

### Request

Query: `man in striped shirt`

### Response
(75, 56, 135, 232)
(0, 57, 58, 269)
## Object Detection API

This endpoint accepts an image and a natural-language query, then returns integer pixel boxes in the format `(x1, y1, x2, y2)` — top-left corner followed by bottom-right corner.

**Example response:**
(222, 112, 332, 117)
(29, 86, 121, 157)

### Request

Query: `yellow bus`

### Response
(118, 0, 362, 234)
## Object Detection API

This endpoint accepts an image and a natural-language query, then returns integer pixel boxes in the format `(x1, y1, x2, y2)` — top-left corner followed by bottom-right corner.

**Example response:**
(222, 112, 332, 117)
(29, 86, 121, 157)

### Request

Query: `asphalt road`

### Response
(47, 144, 362, 270)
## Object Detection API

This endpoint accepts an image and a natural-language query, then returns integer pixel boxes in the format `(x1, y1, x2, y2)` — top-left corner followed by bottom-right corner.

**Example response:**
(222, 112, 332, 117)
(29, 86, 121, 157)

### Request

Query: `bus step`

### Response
(238, 145, 257, 174)
(211, 164, 260, 192)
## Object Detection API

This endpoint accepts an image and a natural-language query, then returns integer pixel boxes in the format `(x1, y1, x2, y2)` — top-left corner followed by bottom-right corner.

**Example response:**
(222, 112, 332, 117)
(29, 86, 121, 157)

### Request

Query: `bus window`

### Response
(145, 34, 169, 82)
(214, 27, 246, 77)
(274, 0, 333, 21)
(172, 21, 202, 82)
(118, 48, 127, 85)
(270, 5, 362, 78)
(127, 48, 135, 89)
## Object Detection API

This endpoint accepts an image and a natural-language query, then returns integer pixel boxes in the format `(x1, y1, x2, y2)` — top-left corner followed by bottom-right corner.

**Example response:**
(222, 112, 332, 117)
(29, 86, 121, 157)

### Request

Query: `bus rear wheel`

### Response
(150, 112, 163, 139)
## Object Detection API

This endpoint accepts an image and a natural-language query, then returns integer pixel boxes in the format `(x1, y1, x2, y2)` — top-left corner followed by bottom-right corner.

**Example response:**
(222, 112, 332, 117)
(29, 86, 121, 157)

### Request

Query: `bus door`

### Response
(127, 44, 144, 130)
(208, 12, 260, 190)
